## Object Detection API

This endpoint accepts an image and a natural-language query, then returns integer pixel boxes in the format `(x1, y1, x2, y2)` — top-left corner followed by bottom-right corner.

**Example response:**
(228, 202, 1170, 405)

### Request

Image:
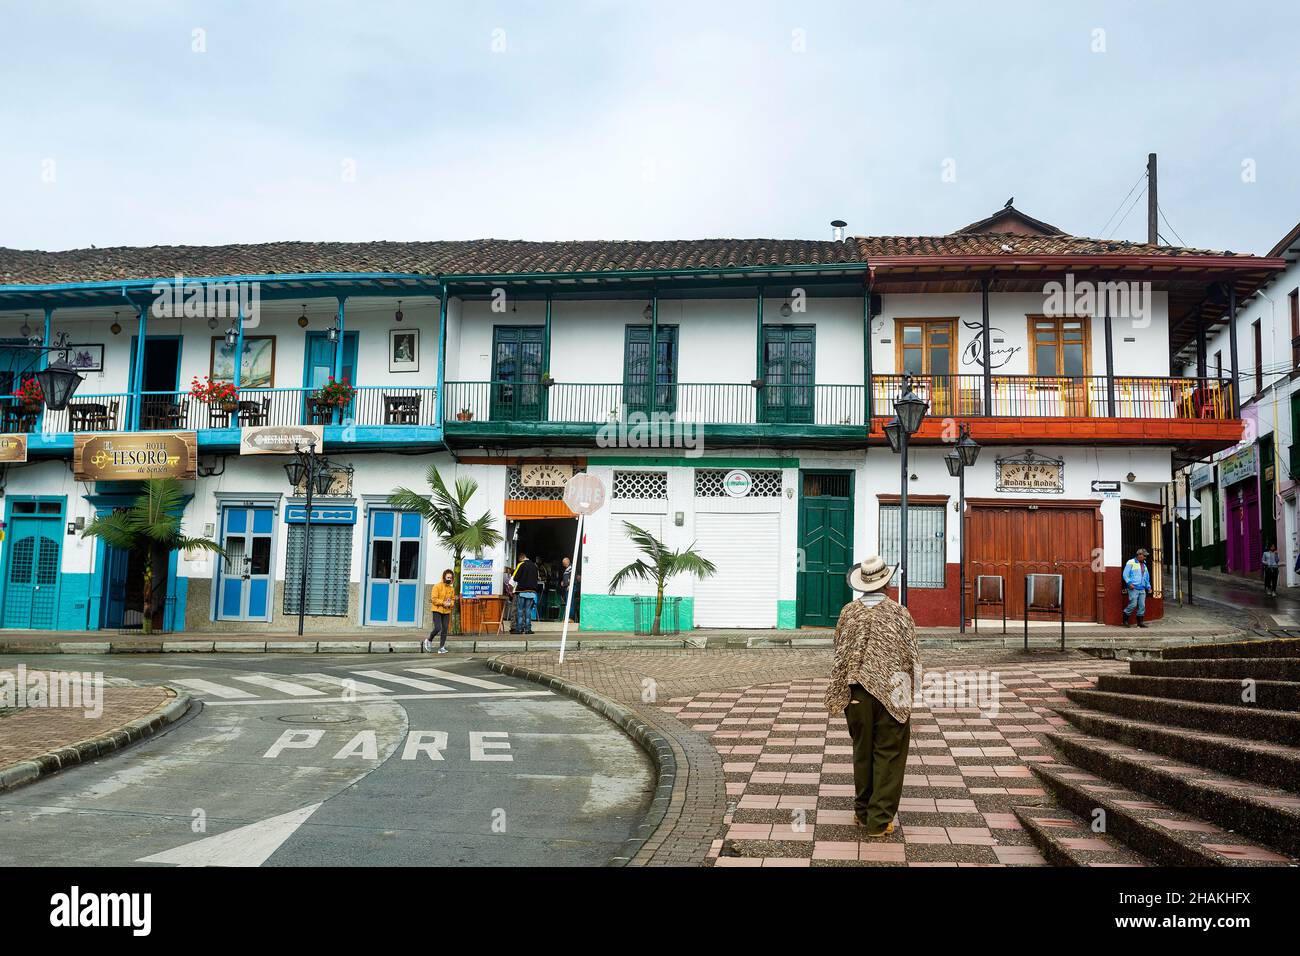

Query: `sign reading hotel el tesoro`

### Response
(0, 434, 28, 463)
(74, 432, 198, 481)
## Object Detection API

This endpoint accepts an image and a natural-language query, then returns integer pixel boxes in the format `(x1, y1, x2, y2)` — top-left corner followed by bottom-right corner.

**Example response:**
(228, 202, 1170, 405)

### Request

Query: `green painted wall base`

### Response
(580, 594, 695, 632)
(777, 600, 797, 629)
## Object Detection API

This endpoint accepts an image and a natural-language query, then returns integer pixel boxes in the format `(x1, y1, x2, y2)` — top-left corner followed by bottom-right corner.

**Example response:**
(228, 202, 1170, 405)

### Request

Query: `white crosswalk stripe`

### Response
(295, 673, 395, 695)
(229, 674, 327, 697)
(406, 667, 514, 691)
(351, 670, 455, 692)
(171, 678, 257, 700)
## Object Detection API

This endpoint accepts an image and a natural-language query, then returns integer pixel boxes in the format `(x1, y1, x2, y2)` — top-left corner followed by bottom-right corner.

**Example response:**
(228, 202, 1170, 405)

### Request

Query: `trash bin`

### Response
(631, 596, 681, 636)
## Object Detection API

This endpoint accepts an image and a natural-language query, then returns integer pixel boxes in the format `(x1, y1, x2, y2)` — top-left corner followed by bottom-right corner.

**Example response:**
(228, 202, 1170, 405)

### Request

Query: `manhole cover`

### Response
(271, 714, 363, 725)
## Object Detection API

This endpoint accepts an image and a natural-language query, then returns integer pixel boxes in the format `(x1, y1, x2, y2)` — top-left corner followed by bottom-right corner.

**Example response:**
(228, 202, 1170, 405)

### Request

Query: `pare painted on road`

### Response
(263, 729, 513, 761)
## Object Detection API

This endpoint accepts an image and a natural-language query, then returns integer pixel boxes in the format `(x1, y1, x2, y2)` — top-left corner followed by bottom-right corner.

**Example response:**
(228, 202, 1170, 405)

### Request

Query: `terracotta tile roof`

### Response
(0, 238, 863, 286)
(855, 233, 1236, 259)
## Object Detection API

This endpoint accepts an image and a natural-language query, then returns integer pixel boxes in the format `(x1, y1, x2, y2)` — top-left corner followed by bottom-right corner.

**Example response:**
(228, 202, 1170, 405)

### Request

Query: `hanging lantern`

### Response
(327, 325, 340, 343)
(298, 304, 309, 328)
(33, 358, 84, 412)
(283, 455, 308, 489)
(394, 300, 403, 323)
(110, 311, 122, 336)
(19, 314, 31, 338)
(224, 323, 238, 348)
(313, 468, 335, 497)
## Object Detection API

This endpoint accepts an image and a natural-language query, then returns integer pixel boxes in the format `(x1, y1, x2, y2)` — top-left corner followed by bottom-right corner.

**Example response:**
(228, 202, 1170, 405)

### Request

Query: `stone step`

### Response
(1046, 726, 1300, 857)
(1011, 804, 1147, 867)
(1030, 761, 1298, 867)
(1097, 673, 1300, 711)
(1055, 704, 1300, 790)
(1161, 638, 1300, 660)
(1065, 688, 1300, 747)
(1130, 657, 1300, 681)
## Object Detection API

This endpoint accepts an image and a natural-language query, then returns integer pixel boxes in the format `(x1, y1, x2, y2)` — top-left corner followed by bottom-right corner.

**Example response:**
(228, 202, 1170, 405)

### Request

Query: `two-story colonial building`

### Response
(0, 206, 1282, 634)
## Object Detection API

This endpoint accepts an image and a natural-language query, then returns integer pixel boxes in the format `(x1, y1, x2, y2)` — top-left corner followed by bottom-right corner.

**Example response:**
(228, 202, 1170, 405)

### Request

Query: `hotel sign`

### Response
(0, 435, 28, 463)
(73, 432, 197, 481)
(240, 425, 325, 455)
(995, 451, 1064, 494)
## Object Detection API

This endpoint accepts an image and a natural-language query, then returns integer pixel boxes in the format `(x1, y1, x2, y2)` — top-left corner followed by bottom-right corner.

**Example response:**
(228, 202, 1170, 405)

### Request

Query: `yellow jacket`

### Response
(430, 581, 455, 612)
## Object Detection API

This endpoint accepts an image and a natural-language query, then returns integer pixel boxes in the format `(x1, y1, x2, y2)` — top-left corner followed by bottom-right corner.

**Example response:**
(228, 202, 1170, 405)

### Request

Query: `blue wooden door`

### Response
(365, 510, 422, 626)
(303, 332, 358, 422)
(102, 545, 131, 627)
(2, 517, 62, 629)
(216, 507, 274, 621)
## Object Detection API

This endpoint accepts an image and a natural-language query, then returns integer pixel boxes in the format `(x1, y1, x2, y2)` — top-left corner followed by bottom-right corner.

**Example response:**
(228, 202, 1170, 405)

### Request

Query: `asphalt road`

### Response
(0, 653, 654, 867)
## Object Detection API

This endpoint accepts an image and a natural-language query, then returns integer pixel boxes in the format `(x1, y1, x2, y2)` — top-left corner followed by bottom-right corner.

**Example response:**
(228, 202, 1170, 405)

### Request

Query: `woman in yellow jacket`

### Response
(425, 569, 456, 654)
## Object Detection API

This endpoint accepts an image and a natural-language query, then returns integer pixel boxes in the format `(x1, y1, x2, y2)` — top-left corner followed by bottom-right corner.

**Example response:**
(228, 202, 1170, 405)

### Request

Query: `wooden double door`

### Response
(966, 502, 1101, 622)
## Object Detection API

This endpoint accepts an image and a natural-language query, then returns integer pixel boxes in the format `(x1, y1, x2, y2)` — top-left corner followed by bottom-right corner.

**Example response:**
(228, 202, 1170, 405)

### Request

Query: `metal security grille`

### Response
(506, 467, 585, 500)
(284, 524, 353, 616)
(802, 472, 851, 497)
(694, 469, 783, 498)
(613, 470, 668, 500)
(879, 504, 946, 589)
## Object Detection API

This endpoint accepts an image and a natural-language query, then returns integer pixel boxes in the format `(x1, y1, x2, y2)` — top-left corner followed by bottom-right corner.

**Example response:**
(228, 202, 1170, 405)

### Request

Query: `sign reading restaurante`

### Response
(73, 432, 198, 481)
(240, 425, 326, 456)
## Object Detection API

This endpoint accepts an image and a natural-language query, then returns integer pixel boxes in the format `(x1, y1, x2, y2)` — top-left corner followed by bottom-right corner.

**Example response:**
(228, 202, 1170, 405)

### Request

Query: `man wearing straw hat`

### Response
(824, 555, 922, 837)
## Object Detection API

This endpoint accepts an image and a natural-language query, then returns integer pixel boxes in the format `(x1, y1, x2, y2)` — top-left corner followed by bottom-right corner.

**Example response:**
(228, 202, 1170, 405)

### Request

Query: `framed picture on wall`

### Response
(389, 328, 419, 372)
(211, 335, 276, 388)
(53, 344, 104, 371)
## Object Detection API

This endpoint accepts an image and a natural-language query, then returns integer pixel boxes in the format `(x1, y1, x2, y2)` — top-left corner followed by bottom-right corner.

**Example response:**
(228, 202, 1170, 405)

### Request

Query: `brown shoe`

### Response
(866, 821, 896, 838)
(853, 813, 869, 828)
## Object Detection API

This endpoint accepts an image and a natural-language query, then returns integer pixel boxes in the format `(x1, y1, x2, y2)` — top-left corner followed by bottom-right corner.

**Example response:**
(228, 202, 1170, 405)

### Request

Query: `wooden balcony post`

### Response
(334, 297, 347, 424)
(1196, 301, 1208, 380)
(981, 277, 992, 415)
(130, 302, 148, 430)
(649, 288, 659, 415)
(1227, 282, 1240, 416)
(436, 281, 448, 426)
(863, 288, 874, 422)
(1103, 298, 1116, 417)
(233, 301, 244, 390)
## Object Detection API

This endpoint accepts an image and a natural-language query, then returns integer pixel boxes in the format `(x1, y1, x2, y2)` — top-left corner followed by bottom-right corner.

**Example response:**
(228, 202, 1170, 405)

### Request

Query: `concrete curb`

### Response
(487, 656, 676, 868)
(0, 689, 194, 794)
(0, 630, 1246, 655)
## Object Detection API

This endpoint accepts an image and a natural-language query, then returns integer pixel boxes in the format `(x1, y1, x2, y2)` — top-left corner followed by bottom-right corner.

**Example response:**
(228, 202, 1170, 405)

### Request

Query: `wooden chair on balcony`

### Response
(141, 397, 189, 430)
(305, 396, 334, 425)
(235, 398, 270, 426)
(384, 394, 421, 425)
(1, 406, 40, 434)
(69, 400, 117, 432)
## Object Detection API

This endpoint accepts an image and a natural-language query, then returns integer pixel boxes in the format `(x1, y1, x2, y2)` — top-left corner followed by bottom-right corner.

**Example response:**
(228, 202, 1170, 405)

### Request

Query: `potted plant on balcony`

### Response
(190, 375, 238, 412)
(540, 372, 555, 389)
(456, 407, 474, 422)
(315, 377, 356, 409)
(13, 378, 44, 412)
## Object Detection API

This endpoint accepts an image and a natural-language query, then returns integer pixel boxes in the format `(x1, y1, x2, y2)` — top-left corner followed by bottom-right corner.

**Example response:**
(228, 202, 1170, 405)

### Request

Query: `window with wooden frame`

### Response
(1027, 316, 1091, 378)
(895, 319, 957, 376)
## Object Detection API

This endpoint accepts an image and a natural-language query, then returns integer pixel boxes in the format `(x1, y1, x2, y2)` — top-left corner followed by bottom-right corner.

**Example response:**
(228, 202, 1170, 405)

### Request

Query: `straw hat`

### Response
(846, 555, 896, 593)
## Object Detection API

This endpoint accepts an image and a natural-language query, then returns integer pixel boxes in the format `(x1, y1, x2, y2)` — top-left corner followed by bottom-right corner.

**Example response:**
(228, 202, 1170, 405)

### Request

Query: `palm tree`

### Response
(388, 465, 502, 634)
(608, 520, 717, 635)
(81, 478, 223, 635)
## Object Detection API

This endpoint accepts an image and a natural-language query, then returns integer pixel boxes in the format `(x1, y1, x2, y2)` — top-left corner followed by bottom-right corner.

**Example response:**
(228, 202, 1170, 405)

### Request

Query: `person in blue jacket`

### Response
(1122, 548, 1152, 628)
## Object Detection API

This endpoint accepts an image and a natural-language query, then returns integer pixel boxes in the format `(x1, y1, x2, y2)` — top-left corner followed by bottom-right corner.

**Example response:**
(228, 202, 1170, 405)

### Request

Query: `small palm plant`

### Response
(81, 478, 223, 634)
(608, 521, 717, 635)
(388, 465, 502, 634)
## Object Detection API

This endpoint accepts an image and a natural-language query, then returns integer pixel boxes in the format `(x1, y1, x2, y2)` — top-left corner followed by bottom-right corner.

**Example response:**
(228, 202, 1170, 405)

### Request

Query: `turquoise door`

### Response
(304, 332, 358, 422)
(365, 510, 422, 626)
(2, 517, 62, 629)
(216, 507, 274, 621)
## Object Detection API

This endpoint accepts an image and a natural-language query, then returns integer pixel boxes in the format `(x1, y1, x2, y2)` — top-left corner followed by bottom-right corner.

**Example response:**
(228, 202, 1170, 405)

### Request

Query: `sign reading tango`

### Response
(240, 425, 325, 456)
(74, 432, 197, 481)
(0, 434, 28, 463)
(995, 450, 1064, 494)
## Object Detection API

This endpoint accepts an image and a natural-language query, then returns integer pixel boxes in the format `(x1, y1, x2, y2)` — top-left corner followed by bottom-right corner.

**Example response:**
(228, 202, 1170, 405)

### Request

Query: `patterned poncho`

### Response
(823, 597, 922, 723)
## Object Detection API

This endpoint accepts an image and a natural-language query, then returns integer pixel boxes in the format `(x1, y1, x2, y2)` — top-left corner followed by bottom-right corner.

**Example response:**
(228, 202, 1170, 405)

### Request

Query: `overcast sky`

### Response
(2, 0, 1298, 256)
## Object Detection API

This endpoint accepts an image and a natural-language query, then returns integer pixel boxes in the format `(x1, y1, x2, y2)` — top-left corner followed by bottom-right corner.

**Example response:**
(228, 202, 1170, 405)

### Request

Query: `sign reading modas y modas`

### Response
(994, 451, 1064, 494)
(0, 434, 28, 463)
(74, 432, 197, 481)
(240, 425, 325, 455)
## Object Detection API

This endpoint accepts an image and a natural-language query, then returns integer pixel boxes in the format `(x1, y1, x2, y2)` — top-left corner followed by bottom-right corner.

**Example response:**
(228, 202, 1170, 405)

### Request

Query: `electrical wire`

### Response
(1157, 203, 1188, 247)
(1097, 169, 1147, 238)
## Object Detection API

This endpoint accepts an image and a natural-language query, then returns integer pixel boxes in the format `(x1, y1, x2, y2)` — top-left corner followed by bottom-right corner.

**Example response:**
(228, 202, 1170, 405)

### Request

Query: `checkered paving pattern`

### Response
(660, 657, 1129, 867)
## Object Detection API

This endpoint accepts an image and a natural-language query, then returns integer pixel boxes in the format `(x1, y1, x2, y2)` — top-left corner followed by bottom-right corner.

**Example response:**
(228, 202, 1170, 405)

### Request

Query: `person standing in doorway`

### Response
(824, 555, 921, 837)
(511, 550, 540, 635)
(1262, 544, 1280, 596)
(1122, 548, 1152, 627)
(561, 555, 581, 624)
(425, 569, 455, 653)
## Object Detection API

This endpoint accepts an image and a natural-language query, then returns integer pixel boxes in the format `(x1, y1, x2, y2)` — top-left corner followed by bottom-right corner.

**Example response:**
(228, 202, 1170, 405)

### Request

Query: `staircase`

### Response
(1015, 639, 1300, 867)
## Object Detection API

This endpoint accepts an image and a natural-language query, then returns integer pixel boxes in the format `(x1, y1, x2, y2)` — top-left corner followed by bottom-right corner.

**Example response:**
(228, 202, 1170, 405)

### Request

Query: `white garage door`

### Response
(693, 512, 780, 628)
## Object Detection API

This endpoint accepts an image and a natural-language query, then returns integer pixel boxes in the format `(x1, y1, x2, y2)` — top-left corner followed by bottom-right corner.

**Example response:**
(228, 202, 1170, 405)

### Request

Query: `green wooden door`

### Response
(489, 326, 545, 422)
(797, 471, 853, 627)
(623, 325, 677, 416)
(761, 326, 815, 424)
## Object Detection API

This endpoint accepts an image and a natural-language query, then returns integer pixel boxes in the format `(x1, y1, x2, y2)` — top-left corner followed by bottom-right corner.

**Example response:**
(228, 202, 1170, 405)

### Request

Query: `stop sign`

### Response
(562, 473, 606, 515)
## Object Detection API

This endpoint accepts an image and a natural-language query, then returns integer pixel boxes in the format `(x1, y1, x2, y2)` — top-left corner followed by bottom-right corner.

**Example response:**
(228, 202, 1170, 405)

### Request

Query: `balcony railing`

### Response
(443, 381, 866, 427)
(0, 386, 438, 434)
(871, 375, 1235, 421)
(445, 376, 1236, 426)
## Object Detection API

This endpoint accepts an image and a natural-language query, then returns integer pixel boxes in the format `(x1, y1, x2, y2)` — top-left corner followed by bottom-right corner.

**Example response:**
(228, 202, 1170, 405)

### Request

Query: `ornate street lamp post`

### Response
(284, 442, 340, 636)
(885, 375, 928, 607)
(944, 424, 982, 632)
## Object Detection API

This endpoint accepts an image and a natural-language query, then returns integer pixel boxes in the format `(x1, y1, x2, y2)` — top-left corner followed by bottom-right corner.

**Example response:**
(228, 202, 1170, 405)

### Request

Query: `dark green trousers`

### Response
(843, 684, 911, 832)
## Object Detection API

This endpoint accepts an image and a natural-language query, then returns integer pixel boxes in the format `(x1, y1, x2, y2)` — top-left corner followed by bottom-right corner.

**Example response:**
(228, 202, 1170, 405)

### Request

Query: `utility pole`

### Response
(1147, 153, 1159, 245)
